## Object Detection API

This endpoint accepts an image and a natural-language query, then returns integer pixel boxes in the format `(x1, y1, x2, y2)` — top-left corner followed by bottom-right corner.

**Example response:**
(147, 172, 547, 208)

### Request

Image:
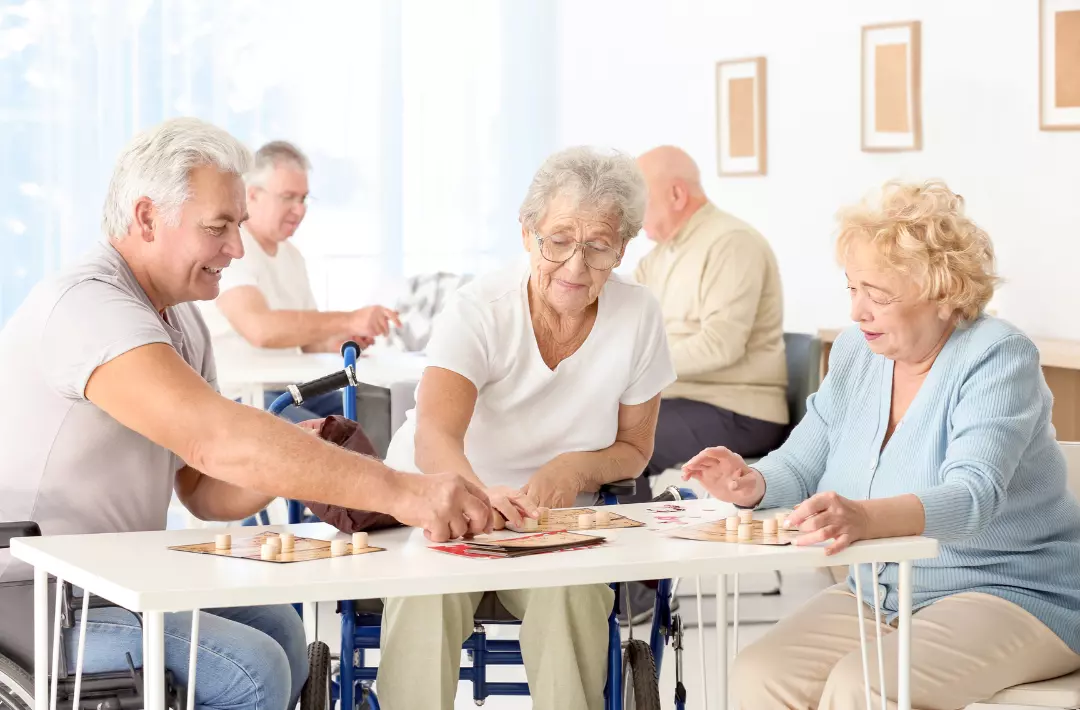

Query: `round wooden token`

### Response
(725, 516, 740, 531)
(594, 511, 612, 526)
(577, 513, 595, 529)
(738, 523, 753, 540)
(330, 539, 349, 557)
(352, 532, 369, 551)
(738, 509, 754, 524)
(214, 534, 231, 550)
(260, 543, 277, 560)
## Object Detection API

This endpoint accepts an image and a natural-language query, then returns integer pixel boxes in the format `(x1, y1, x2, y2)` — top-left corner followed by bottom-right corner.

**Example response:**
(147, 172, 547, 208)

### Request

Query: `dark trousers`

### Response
(626, 398, 787, 502)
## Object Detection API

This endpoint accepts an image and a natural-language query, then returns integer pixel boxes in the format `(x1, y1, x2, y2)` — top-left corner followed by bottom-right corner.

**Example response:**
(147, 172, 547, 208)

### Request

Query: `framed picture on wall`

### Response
(1041, 0, 1080, 130)
(861, 21, 922, 152)
(715, 57, 767, 176)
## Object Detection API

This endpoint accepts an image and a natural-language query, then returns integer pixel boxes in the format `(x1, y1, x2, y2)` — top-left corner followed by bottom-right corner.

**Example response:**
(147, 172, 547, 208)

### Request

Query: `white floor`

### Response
(309, 567, 836, 709)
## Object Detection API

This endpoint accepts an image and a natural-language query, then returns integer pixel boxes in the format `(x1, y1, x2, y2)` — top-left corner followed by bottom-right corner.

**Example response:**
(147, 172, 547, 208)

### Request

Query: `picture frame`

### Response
(861, 21, 922, 152)
(1041, 0, 1080, 130)
(715, 56, 767, 176)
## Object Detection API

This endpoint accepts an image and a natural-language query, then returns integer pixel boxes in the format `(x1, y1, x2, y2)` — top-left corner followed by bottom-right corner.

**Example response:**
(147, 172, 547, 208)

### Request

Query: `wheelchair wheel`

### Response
(301, 642, 331, 710)
(0, 654, 33, 710)
(621, 639, 660, 710)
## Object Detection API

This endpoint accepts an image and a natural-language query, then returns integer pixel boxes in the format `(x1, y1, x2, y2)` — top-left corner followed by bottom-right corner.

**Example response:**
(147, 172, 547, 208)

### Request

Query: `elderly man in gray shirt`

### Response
(0, 117, 491, 710)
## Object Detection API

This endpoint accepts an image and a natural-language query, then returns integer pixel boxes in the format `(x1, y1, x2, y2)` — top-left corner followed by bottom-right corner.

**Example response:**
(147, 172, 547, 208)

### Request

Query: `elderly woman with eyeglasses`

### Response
(683, 180, 1080, 709)
(375, 147, 675, 710)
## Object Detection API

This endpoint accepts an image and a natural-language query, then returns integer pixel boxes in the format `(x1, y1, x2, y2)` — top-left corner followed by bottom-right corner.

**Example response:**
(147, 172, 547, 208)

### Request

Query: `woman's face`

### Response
(844, 240, 953, 365)
(522, 195, 623, 317)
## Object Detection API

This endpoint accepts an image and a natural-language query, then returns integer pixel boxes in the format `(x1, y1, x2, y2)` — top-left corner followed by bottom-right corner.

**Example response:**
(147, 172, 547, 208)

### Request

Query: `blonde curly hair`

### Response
(836, 180, 999, 322)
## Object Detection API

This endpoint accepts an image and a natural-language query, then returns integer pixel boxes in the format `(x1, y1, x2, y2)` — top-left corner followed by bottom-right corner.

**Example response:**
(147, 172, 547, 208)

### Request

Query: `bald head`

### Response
(637, 146, 708, 243)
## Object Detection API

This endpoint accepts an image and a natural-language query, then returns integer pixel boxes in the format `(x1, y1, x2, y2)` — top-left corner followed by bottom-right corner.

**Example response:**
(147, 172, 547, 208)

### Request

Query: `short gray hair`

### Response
(519, 146, 647, 244)
(245, 140, 311, 188)
(102, 118, 251, 238)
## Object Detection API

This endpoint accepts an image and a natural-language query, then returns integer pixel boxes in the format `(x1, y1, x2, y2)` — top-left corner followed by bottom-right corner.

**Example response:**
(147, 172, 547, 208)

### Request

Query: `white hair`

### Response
(518, 146, 647, 244)
(244, 140, 311, 188)
(102, 117, 252, 238)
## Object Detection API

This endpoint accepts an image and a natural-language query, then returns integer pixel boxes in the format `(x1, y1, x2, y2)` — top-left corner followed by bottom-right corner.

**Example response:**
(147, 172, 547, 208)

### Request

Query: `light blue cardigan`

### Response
(756, 316, 1080, 653)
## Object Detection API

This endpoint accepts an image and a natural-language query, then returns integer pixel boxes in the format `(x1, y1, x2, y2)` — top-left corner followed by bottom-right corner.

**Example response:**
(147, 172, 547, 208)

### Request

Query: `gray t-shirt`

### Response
(0, 241, 216, 582)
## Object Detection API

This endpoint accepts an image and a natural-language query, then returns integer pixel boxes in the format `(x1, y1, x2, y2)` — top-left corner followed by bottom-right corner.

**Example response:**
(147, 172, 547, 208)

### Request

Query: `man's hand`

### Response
(348, 306, 401, 339)
(523, 460, 585, 509)
(485, 485, 539, 530)
(391, 471, 493, 542)
(681, 446, 765, 508)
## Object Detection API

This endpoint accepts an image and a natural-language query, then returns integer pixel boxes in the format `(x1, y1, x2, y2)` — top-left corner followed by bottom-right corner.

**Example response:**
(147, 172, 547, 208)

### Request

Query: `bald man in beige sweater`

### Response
(635, 146, 788, 478)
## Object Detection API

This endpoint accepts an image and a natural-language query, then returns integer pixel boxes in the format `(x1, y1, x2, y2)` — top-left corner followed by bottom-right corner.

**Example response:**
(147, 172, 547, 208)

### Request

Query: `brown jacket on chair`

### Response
(301, 415, 403, 532)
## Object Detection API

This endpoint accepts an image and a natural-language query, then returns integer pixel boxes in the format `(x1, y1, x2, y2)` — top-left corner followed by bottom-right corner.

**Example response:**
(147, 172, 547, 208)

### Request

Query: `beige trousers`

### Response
(735, 584, 1080, 710)
(376, 584, 614, 710)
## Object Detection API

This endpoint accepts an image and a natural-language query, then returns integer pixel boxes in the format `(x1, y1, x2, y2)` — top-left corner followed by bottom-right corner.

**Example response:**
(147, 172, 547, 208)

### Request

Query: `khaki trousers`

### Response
(734, 584, 1080, 710)
(376, 584, 614, 710)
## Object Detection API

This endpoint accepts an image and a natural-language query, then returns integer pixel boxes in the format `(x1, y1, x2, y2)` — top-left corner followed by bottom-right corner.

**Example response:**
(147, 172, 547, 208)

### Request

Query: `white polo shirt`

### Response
(384, 262, 676, 491)
(200, 229, 318, 349)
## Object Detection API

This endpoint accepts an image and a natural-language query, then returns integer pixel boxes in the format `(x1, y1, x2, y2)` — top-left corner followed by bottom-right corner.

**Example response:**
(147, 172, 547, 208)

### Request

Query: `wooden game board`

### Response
(665, 519, 801, 546)
(169, 532, 385, 564)
(505, 507, 644, 533)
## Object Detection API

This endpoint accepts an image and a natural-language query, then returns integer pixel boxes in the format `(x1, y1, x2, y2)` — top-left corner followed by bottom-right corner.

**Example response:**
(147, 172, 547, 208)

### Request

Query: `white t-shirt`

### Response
(200, 229, 318, 347)
(383, 263, 676, 492)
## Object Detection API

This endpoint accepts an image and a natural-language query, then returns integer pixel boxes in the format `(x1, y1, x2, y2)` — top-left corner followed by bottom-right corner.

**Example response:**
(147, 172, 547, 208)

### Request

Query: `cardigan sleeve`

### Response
(754, 329, 856, 508)
(916, 334, 1044, 541)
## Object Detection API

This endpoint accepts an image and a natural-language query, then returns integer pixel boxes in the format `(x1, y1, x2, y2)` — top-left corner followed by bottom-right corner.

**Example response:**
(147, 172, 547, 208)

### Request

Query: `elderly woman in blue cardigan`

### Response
(683, 180, 1080, 710)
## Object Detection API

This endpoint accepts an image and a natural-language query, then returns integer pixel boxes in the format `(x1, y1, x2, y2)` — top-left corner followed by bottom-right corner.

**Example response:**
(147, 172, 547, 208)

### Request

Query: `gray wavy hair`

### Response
(519, 146, 647, 244)
(245, 140, 311, 188)
(102, 117, 251, 238)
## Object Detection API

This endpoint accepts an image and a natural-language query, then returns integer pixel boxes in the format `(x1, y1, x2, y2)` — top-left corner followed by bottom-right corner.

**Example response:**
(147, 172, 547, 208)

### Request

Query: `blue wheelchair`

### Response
(263, 341, 696, 710)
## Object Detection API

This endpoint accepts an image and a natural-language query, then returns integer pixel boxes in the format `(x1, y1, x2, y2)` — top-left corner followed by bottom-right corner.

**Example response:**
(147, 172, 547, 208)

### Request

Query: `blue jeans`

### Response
(263, 390, 344, 424)
(63, 604, 308, 710)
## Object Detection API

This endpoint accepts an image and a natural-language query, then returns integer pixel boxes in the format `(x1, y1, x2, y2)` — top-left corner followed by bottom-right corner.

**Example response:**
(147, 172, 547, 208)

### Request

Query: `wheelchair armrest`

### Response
(0, 521, 41, 549)
(598, 478, 637, 497)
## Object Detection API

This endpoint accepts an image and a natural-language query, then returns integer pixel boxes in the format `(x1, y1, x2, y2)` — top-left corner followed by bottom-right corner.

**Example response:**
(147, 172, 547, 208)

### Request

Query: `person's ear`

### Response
(521, 223, 531, 252)
(672, 180, 689, 211)
(133, 197, 156, 243)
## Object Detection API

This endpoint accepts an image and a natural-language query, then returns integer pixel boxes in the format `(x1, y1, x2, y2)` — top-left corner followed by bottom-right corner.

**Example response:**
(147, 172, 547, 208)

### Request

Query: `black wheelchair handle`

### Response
(292, 369, 354, 404)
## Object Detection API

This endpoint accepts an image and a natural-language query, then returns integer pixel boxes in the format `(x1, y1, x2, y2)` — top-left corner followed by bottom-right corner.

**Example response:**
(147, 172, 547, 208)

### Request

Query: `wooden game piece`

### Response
(594, 510, 612, 526)
(352, 532, 369, 551)
(330, 539, 349, 557)
(279, 533, 295, 552)
(762, 518, 778, 534)
(738, 523, 753, 540)
(265, 536, 281, 554)
(539, 507, 551, 523)
(738, 509, 754, 524)
(523, 518, 539, 532)
(725, 516, 740, 531)
(577, 513, 595, 529)
(260, 543, 277, 561)
(214, 534, 231, 551)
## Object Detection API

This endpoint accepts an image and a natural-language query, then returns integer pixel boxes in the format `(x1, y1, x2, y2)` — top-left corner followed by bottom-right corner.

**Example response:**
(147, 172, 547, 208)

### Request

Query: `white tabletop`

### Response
(12, 501, 939, 613)
(215, 345, 428, 391)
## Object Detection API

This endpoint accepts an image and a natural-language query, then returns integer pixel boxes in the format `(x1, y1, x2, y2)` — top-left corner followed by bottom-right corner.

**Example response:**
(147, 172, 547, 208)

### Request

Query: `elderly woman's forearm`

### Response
(861, 495, 925, 540)
(414, 427, 486, 488)
(561, 443, 650, 491)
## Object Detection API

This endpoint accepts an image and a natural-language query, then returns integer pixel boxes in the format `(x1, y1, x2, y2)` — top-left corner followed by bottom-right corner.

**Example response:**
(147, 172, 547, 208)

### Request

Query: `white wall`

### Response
(556, 0, 1080, 340)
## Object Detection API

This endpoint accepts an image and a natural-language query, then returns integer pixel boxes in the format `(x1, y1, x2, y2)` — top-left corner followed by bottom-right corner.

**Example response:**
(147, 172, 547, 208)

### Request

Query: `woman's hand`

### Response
(485, 485, 539, 530)
(788, 491, 870, 555)
(681, 447, 765, 508)
(523, 461, 584, 509)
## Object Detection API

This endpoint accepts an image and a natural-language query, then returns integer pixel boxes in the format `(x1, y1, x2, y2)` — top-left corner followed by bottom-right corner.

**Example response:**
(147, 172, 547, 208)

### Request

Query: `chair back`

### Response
(782, 332, 822, 431)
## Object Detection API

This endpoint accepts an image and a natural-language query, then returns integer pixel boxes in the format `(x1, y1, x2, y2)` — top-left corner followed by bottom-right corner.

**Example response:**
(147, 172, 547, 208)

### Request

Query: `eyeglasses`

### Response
(257, 188, 310, 207)
(533, 232, 620, 271)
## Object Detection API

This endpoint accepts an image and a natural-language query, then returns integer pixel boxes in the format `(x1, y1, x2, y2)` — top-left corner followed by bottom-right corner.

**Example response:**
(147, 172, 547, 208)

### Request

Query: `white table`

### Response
(214, 345, 428, 407)
(12, 500, 939, 710)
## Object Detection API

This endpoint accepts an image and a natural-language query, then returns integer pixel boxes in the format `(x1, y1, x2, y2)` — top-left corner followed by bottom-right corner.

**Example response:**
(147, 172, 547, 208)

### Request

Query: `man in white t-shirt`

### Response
(204, 141, 399, 420)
